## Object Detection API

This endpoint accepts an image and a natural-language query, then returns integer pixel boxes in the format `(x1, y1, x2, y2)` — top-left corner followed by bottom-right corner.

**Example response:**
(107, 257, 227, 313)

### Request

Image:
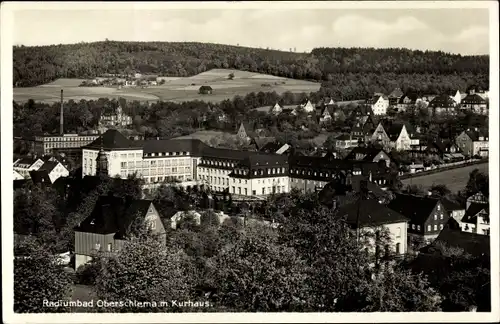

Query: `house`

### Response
(334, 134, 358, 150)
(370, 122, 391, 148)
(199, 86, 213, 95)
(351, 116, 376, 142)
(13, 170, 24, 180)
(74, 196, 166, 269)
(466, 85, 489, 100)
(250, 137, 276, 151)
(396, 93, 424, 112)
(269, 103, 283, 115)
(36, 161, 69, 183)
(455, 129, 489, 157)
(237, 122, 256, 140)
(461, 192, 490, 235)
(318, 106, 333, 123)
(299, 99, 315, 113)
(13, 157, 45, 178)
(170, 210, 202, 229)
(28, 170, 53, 187)
(428, 94, 457, 115)
(460, 94, 488, 115)
(258, 142, 291, 155)
(387, 193, 449, 245)
(447, 90, 463, 105)
(384, 123, 412, 151)
(344, 147, 391, 168)
(366, 95, 389, 115)
(99, 106, 133, 127)
(441, 198, 466, 225)
(334, 198, 409, 255)
(420, 226, 490, 259)
(388, 88, 404, 106)
(319, 176, 392, 209)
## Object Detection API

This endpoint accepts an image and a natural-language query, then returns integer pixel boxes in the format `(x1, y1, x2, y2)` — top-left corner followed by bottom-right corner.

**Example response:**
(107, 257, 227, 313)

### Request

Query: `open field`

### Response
(401, 163, 489, 193)
(14, 69, 320, 104)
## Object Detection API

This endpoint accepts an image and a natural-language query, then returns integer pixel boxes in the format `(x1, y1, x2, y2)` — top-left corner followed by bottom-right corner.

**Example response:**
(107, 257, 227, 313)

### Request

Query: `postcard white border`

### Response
(1, 1, 498, 323)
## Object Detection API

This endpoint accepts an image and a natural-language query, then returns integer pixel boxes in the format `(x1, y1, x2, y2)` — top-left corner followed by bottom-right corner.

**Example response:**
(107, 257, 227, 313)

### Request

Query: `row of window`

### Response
(233, 167, 287, 176)
(144, 151, 189, 158)
(40, 136, 98, 142)
(120, 167, 191, 176)
(409, 223, 444, 232)
(119, 159, 189, 168)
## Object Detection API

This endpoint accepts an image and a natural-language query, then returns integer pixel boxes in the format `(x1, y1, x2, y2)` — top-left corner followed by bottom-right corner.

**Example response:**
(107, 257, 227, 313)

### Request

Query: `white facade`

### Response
(473, 140, 489, 157)
(300, 100, 315, 113)
(270, 103, 283, 115)
(47, 162, 69, 183)
(13, 158, 45, 178)
(394, 125, 412, 151)
(360, 221, 408, 255)
(13, 170, 24, 180)
(371, 97, 389, 115)
(450, 90, 462, 104)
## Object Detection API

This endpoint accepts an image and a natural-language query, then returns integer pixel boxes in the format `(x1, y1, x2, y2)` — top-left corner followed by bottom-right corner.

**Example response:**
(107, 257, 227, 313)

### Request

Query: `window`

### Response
(439, 224, 443, 230)
(232, 186, 235, 193)
(244, 188, 248, 195)
(107, 243, 112, 252)
(434, 214, 437, 220)
(121, 162, 127, 168)
(417, 225, 421, 231)
(95, 243, 101, 250)
(262, 188, 265, 195)
(252, 190, 256, 195)
(440, 214, 443, 220)
(427, 225, 431, 231)
(434, 224, 438, 231)
(238, 187, 241, 195)
(396, 227, 401, 238)
(437, 204, 441, 211)
(395, 243, 401, 255)
(411, 224, 415, 230)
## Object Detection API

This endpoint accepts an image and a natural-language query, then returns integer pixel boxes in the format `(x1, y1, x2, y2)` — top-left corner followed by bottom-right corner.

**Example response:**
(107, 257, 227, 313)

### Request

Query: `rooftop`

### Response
(335, 198, 408, 227)
(387, 193, 441, 223)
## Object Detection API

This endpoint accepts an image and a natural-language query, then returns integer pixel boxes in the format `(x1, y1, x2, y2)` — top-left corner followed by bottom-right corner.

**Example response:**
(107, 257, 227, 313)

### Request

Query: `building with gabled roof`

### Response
(428, 94, 457, 115)
(269, 102, 283, 115)
(199, 85, 213, 94)
(13, 170, 24, 181)
(460, 192, 490, 235)
(13, 157, 45, 179)
(455, 128, 489, 157)
(460, 93, 488, 115)
(397, 93, 425, 112)
(344, 147, 391, 167)
(420, 226, 489, 259)
(335, 198, 409, 255)
(388, 88, 404, 106)
(366, 95, 389, 115)
(37, 161, 69, 183)
(74, 195, 165, 269)
(236, 122, 256, 140)
(387, 193, 449, 244)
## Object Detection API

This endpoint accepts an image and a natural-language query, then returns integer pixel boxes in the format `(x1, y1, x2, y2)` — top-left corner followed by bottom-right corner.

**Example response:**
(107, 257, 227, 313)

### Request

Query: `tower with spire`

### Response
(95, 135, 108, 177)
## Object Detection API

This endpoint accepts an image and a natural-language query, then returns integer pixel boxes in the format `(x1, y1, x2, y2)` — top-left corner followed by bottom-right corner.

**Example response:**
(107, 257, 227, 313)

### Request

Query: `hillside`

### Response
(13, 41, 489, 88)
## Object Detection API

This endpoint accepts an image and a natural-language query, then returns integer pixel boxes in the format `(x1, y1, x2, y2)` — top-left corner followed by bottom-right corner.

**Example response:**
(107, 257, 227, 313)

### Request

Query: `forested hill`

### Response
(13, 41, 489, 87)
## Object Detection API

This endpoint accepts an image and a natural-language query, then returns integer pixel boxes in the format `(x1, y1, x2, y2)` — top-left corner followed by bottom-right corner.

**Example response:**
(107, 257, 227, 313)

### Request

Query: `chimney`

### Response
(60, 89, 64, 135)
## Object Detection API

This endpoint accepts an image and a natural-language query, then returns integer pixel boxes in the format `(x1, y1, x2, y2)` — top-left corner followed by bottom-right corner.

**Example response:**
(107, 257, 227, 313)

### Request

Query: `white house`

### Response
(269, 103, 283, 115)
(13, 170, 24, 180)
(448, 90, 463, 105)
(367, 95, 390, 116)
(13, 158, 45, 178)
(38, 161, 70, 183)
(299, 99, 315, 113)
(461, 192, 489, 235)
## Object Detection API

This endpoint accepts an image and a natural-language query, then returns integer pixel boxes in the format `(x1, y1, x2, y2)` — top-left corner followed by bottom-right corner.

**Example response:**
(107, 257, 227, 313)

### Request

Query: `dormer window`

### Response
(90, 219, 95, 225)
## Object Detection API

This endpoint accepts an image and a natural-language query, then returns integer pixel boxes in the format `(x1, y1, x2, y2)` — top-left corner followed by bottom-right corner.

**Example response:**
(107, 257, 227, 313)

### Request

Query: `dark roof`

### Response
(441, 198, 464, 212)
(462, 202, 489, 224)
(387, 193, 440, 224)
(421, 226, 490, 258)
(335, 134, 353, 141)
(85, 129, 141, 150)
(28, 170, 52, 185)
(199, 85, 213, 90)
(259, 141, 288, 154)
(237, 153, 288, 169)
(462, 93, 487, 104)
(38, 161, 59, 173)
(14, 157, 40, 167)
(429, 94, 456, 108)
(142, 138, 208, 155)
(464, 129, 488, 141)
(75, 195, 153, 236)
(252, 137, 276, 150)
(201, 146, 254, 161)
(345, 147, 388, 162)
(398, 92, 420, 104)
(389, 88, 404, 98)
(335, 198, 408, 227)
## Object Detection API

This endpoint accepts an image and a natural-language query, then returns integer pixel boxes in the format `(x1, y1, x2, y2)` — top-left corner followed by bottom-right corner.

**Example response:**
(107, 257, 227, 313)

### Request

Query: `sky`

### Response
(12, 6, 490, 55)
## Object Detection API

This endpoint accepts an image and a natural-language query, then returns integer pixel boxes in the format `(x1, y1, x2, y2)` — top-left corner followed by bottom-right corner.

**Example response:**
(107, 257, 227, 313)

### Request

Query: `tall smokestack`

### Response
(60, 89, 64, 135)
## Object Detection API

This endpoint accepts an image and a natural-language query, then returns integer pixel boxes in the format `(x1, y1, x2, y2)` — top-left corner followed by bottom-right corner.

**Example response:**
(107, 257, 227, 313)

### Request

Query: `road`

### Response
(401, 163, 489, 193)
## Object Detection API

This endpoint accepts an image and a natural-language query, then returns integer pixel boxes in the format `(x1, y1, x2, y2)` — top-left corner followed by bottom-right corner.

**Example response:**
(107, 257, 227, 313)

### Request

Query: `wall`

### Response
(48, 163, 70, 183)
(395, 126, 411, 151)
(473, 141, 489, 157)
(360, 221, 407, 255)
(289, 177, 328, 193)
(74, 231, 116, 269)
(455, 133, 473, 156)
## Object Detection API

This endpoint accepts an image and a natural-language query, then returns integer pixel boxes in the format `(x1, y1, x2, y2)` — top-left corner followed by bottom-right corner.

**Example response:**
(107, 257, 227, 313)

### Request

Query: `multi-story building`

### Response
(366, 95, 390, 115)
(13, 157, 45, 178)
(388, 193, 450, 246)
(99, 106, 133, 127)
(428, 94, 457, 115)
(27, 133, 100, 157)
(455, 129, 489, 157)
(460, 94, 488, 115)
(461, 192, 490, 235)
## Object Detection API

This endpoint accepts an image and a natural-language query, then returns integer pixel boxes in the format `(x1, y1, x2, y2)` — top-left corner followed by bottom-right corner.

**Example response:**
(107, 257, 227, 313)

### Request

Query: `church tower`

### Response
(95, 136, 108, 177)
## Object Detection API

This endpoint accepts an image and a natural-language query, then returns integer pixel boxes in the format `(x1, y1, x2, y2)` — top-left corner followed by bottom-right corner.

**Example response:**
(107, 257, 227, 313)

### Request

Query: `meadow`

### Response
(13, 69, 320, 104)
(401, 163, 489, 193)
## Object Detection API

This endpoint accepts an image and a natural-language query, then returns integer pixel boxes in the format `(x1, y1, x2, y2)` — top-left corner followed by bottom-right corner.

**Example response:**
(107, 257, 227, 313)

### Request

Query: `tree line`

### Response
(14, 41, 488, 88)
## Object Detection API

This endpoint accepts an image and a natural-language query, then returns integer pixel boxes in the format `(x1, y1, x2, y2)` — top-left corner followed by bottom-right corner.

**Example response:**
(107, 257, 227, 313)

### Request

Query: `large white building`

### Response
(82, 130, 290, 197)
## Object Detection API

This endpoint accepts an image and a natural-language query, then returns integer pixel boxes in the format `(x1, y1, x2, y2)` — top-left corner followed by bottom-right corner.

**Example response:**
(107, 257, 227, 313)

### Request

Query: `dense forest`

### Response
(13, 41, 489, 89)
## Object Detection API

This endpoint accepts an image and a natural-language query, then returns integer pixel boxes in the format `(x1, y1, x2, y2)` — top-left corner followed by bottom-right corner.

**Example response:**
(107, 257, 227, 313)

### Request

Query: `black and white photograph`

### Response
(1, 1, 499, 323)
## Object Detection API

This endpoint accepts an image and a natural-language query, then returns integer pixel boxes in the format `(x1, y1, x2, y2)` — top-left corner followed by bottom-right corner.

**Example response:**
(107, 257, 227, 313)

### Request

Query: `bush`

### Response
(75, 259, 101, 285)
